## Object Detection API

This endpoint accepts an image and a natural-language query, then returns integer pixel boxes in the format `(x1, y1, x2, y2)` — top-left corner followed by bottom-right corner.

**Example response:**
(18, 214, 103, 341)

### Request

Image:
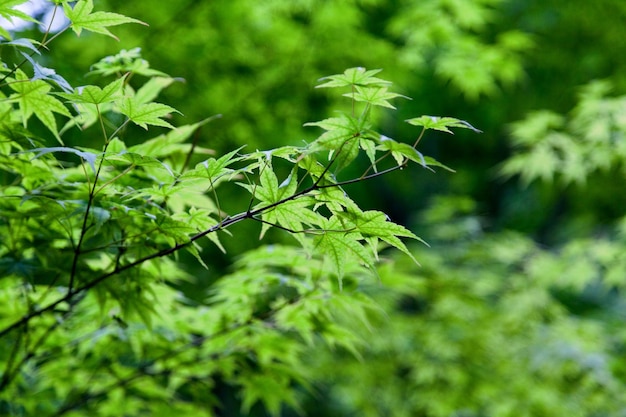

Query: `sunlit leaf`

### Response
(316, 67, 391, 89)
(63, 0, 147, 40)
(342, 86, 408, 109)
(57, 76, 125, 104)
(117, 97, 179, 129)
(8, 69, 72, 143)
(406, 115, 482, 134)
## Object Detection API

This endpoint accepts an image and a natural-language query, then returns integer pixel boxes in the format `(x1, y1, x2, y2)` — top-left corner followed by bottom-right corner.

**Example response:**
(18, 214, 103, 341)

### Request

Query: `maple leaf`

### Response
(117, 97, 179, 130)
(341, 209, 424, 265)
(57, 77, 125, 105)
(316, 67, 392, 89)
(406, 116, 482, 134)
(342, 86, 408, 109)
(8, 69, 71, 143)
(241, 159, 323, 243)
(63, 0, 147, 41)
(313, 215, 375, 286)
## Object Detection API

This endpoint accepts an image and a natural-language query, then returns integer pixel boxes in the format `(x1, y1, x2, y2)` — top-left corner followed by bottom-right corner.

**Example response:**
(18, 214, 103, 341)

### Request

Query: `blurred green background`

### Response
(12, 0, 626, 415)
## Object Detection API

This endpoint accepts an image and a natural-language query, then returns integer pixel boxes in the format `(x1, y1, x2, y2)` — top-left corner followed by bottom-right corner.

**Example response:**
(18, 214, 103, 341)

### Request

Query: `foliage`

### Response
(0, 2, 477, 416)
(307, 196, 626, 416)
(3, 1, 626, 416)
(500, 81, 626, 186)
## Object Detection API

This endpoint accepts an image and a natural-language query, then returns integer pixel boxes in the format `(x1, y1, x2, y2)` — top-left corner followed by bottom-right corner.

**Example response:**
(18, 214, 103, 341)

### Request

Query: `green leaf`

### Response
(63, 0, 147, 40)
(406, 116, 482, 134)
(423, 156, 456, 172)
(179, 148, 245, 188)
(155, 216, 196, 244)
(104, 151, 175, 177)
(313, 216, 375, 285)
(176, 208, 226, 253)
(360, 138, 377, 170)
(6, 38, 41, 54)
(259, 197, 323, 244)
(57, 77, 125, 105)
(342, 86, 408, 109)
(342, 209, 424, 264)
(378, 137, 428, 167)
(316, 67, 392, 89)
(87, 47, 168, 77)
(117, 97, 179, 129)
(8, 69, 72, 143)
(128, 116, 219, 158)
(256, 158, 280, 204)
(306, 115, 364, 171)
(242, 158, 322, 241)
(332, 134, 360, 173)
(0, 26, 9, 41)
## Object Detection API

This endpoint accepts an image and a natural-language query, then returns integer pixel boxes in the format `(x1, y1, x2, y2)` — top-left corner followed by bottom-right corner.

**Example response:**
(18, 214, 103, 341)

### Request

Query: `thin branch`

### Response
(318, 162, 407, 188)
(413, 127, 427, 148)
(67, 105, 111, 294)
(0, 133, 424, 338)
(93, 164, 135, 196)
(0, 21, 69, 86)
(251, 215, 322, 235)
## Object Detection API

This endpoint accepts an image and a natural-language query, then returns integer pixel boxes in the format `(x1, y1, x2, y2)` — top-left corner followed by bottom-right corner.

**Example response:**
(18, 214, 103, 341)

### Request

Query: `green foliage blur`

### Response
(3, 0, 626, 416)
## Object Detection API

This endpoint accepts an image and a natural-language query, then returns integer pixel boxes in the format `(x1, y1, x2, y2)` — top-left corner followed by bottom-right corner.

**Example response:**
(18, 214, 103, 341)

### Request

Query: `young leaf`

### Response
(406, 116, 482, 134)
(342, 86, 408, 109)
(128, 117, 218, 159)
(341, 209, 424, 264)
(63, 0, 147, 40)
(313, 215, 375, 285)
(5, 38, 40, 54)
(156, 216, 196, 244)
(423, 156, 456, 172)
(175, 208, 226, 253)
(117, 97, 179, 129)
(306, 115, 364, 170)
(378, 137, 428, 167)
(87, 47, 168, 77)
(360, 138, 377, 170)
(57, 76, 125, 105)
(258, 197, 323, 243)
(179, 147, 245, 185)
(316, 67, 392, 89)
(331, 134, 360, 173)
(8, 70, 72, 143)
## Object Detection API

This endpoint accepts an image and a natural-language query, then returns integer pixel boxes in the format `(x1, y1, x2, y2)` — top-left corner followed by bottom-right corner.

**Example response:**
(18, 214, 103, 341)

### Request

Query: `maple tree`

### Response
(0, 2, 477, 415)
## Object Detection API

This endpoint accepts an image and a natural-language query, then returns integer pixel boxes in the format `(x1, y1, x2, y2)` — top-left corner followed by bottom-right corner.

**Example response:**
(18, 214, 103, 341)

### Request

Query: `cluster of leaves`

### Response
(387, 0, 533, 99)
(0, 2, 479, 415)
(500, 81, 626, 185)
(308, 196, 626, 417)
